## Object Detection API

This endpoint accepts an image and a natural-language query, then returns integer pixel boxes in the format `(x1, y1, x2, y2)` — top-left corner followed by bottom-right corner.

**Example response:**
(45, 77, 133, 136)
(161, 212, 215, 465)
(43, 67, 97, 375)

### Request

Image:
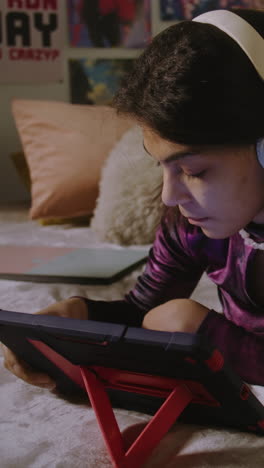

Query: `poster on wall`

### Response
(160, 0, 264, 21)
(69, 58, 133, 105)
(67, 0, 151, 48)
(0, 0, 64, 84)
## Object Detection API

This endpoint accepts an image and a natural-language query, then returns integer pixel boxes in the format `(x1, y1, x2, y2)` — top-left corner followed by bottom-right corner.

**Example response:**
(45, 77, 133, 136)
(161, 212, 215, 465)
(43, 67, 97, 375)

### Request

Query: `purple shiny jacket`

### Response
(85, 214, 264, 385)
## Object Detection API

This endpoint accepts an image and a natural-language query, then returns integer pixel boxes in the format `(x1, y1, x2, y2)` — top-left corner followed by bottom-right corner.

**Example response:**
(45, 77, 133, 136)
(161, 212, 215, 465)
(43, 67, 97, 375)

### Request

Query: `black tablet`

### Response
(1, 308, 264, 436)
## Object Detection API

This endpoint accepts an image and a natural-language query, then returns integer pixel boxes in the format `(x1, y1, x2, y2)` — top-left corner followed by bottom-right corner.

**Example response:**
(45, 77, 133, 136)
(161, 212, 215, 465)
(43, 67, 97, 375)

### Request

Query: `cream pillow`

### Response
(91, 126, 163, 245)
(11, 100, 132, 220)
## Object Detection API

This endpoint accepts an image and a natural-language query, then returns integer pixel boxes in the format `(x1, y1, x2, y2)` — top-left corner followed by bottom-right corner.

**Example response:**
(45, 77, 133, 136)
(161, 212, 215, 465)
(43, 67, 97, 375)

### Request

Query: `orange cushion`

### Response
(11, 99, 132, 220)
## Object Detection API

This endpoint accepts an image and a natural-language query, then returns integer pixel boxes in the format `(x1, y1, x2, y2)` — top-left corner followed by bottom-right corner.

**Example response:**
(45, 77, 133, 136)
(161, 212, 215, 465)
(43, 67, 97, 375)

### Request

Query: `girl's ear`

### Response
(256, 138, 264, 168)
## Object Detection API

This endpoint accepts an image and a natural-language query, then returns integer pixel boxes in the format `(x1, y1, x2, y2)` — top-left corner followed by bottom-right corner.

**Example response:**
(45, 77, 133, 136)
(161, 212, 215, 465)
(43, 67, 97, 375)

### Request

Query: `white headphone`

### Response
(193, 10, 264, 166)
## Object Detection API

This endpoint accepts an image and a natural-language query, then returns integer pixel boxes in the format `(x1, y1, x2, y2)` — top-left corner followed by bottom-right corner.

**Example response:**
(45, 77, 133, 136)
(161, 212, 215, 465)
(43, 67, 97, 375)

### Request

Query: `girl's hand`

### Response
(142, 298, 210, 333)
(1, 297, 89, 389)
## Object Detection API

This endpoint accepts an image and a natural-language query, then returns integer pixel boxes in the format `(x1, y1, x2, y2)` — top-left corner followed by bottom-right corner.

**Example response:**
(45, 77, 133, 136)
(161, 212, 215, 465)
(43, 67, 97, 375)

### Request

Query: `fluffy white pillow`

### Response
(90, 126, 163, 245)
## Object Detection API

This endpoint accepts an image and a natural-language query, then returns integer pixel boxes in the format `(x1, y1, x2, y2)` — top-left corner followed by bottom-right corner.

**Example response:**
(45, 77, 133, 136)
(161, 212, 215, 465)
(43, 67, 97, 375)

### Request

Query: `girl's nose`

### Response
(161, 169, 190, 207)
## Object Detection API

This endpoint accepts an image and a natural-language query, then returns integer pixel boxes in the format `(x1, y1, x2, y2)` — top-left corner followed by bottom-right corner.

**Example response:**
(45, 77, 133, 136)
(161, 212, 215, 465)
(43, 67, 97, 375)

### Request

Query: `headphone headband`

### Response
(193, 10, 264, 80)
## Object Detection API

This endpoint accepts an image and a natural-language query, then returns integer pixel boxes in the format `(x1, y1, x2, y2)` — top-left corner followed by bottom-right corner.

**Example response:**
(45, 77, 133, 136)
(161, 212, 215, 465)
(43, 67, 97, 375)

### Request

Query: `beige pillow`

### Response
(11, 99, 132, 220)
(91, 126, 163, 245)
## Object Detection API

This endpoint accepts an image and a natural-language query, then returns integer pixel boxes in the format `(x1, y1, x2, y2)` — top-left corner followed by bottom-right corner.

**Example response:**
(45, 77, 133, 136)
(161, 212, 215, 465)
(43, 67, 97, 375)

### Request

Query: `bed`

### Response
(2, 99, 264, 467)
(1, 204, 264, 468)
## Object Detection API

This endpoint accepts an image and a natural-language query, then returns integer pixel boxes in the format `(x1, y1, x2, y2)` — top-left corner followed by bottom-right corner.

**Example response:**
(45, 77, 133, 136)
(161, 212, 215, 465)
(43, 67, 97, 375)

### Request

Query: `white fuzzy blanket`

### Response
(1, 206, 264, 468)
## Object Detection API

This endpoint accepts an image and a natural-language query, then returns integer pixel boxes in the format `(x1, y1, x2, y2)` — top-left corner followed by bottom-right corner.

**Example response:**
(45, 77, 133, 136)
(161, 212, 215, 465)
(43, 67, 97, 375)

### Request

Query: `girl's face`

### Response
(143, 127, 264, 238)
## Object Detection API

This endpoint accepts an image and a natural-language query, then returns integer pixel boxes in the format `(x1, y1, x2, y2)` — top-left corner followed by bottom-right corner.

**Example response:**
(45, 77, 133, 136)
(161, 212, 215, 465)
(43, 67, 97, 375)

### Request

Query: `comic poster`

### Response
(68, 58, 133, 104)
(67, 0, 151, 48)
(160, 0, 264, 21)
(0, 0, 64, 83)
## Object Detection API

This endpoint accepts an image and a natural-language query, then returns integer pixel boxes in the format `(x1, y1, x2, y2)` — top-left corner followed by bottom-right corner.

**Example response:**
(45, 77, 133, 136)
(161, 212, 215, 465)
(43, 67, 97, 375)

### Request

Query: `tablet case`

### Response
(1, 309, 264, 468)
(0, 245, 148, 284)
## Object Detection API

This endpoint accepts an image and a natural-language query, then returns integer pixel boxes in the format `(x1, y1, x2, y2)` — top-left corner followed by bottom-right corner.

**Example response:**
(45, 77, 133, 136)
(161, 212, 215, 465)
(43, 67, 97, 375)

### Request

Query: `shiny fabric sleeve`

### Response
(198, 309, 264, 386)
(78, 215, 207, 326)
(125, 215, 207, 312)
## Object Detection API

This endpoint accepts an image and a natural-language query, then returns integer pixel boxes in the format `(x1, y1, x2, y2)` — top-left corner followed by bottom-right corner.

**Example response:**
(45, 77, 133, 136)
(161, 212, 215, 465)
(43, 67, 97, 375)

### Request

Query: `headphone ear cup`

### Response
(256, 138, 264, 168)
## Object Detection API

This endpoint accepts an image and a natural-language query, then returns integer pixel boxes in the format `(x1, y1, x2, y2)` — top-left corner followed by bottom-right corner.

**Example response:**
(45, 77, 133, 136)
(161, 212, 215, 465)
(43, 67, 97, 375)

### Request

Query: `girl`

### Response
(2, 8, 264, 390)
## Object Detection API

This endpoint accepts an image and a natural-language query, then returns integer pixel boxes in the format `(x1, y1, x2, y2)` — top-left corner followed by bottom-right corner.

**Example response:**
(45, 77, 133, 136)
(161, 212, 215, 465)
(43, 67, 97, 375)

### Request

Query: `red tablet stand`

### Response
(80, 366, 193, 468)
(29, 339, 219, 468)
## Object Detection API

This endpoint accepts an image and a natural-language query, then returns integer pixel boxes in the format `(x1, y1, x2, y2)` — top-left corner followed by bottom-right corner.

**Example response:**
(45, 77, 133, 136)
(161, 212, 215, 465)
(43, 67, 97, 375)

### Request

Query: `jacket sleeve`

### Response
(80, 215, 206, 326)
(198, 309, 264, 385)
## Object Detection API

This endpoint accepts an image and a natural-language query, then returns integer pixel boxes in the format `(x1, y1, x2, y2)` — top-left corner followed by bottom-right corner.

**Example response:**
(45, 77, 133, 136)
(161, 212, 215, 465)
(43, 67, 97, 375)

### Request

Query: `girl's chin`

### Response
(201, 225, 239, 239)
(200, 228, 217, 238)
(200, 226, 227, 239)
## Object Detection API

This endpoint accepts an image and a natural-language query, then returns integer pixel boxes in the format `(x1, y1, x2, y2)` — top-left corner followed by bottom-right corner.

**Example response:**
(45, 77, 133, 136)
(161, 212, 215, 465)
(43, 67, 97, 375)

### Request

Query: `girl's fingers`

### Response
(0, 297, 88, 389)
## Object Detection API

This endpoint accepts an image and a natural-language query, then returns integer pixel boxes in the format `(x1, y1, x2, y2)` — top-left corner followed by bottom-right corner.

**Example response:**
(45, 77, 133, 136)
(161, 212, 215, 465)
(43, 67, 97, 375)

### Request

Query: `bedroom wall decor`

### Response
(0, 0, 64, 83)
(160, 0, 264, 21)
(67, 0, 151, 48)
(69, 58, 134, 105)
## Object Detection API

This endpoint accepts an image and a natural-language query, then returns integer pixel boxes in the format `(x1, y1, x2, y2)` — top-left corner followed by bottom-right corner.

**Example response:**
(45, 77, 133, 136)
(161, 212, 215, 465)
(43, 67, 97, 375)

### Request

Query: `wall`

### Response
(0, 1, 174, 203)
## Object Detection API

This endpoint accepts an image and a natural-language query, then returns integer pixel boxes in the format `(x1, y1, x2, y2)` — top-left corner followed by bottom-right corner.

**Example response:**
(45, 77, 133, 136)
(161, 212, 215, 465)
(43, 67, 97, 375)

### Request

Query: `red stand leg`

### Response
(80, 367, 125, 467)
(80, 366, 193, 468)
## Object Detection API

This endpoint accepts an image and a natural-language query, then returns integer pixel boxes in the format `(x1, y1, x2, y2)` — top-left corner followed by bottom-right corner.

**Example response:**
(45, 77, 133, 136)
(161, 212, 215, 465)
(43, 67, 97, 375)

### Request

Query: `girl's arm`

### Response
(198, 309, 264, 386)
(140, 298, 264, 386)
(81, 215, 206, 326)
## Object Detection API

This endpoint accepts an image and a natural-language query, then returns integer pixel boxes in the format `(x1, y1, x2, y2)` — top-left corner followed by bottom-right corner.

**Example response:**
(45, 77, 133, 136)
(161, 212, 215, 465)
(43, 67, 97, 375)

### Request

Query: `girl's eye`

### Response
(158, 161, 206, 178)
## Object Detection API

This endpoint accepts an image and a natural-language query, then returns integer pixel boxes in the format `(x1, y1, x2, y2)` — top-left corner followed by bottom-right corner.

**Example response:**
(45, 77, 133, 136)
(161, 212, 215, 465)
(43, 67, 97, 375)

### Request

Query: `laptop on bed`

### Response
(0, 245, 149, 284)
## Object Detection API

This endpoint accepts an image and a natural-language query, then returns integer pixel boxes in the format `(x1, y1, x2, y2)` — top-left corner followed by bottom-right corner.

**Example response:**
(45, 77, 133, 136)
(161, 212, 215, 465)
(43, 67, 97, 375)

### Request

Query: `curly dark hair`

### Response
(113, 9, 264, 146)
